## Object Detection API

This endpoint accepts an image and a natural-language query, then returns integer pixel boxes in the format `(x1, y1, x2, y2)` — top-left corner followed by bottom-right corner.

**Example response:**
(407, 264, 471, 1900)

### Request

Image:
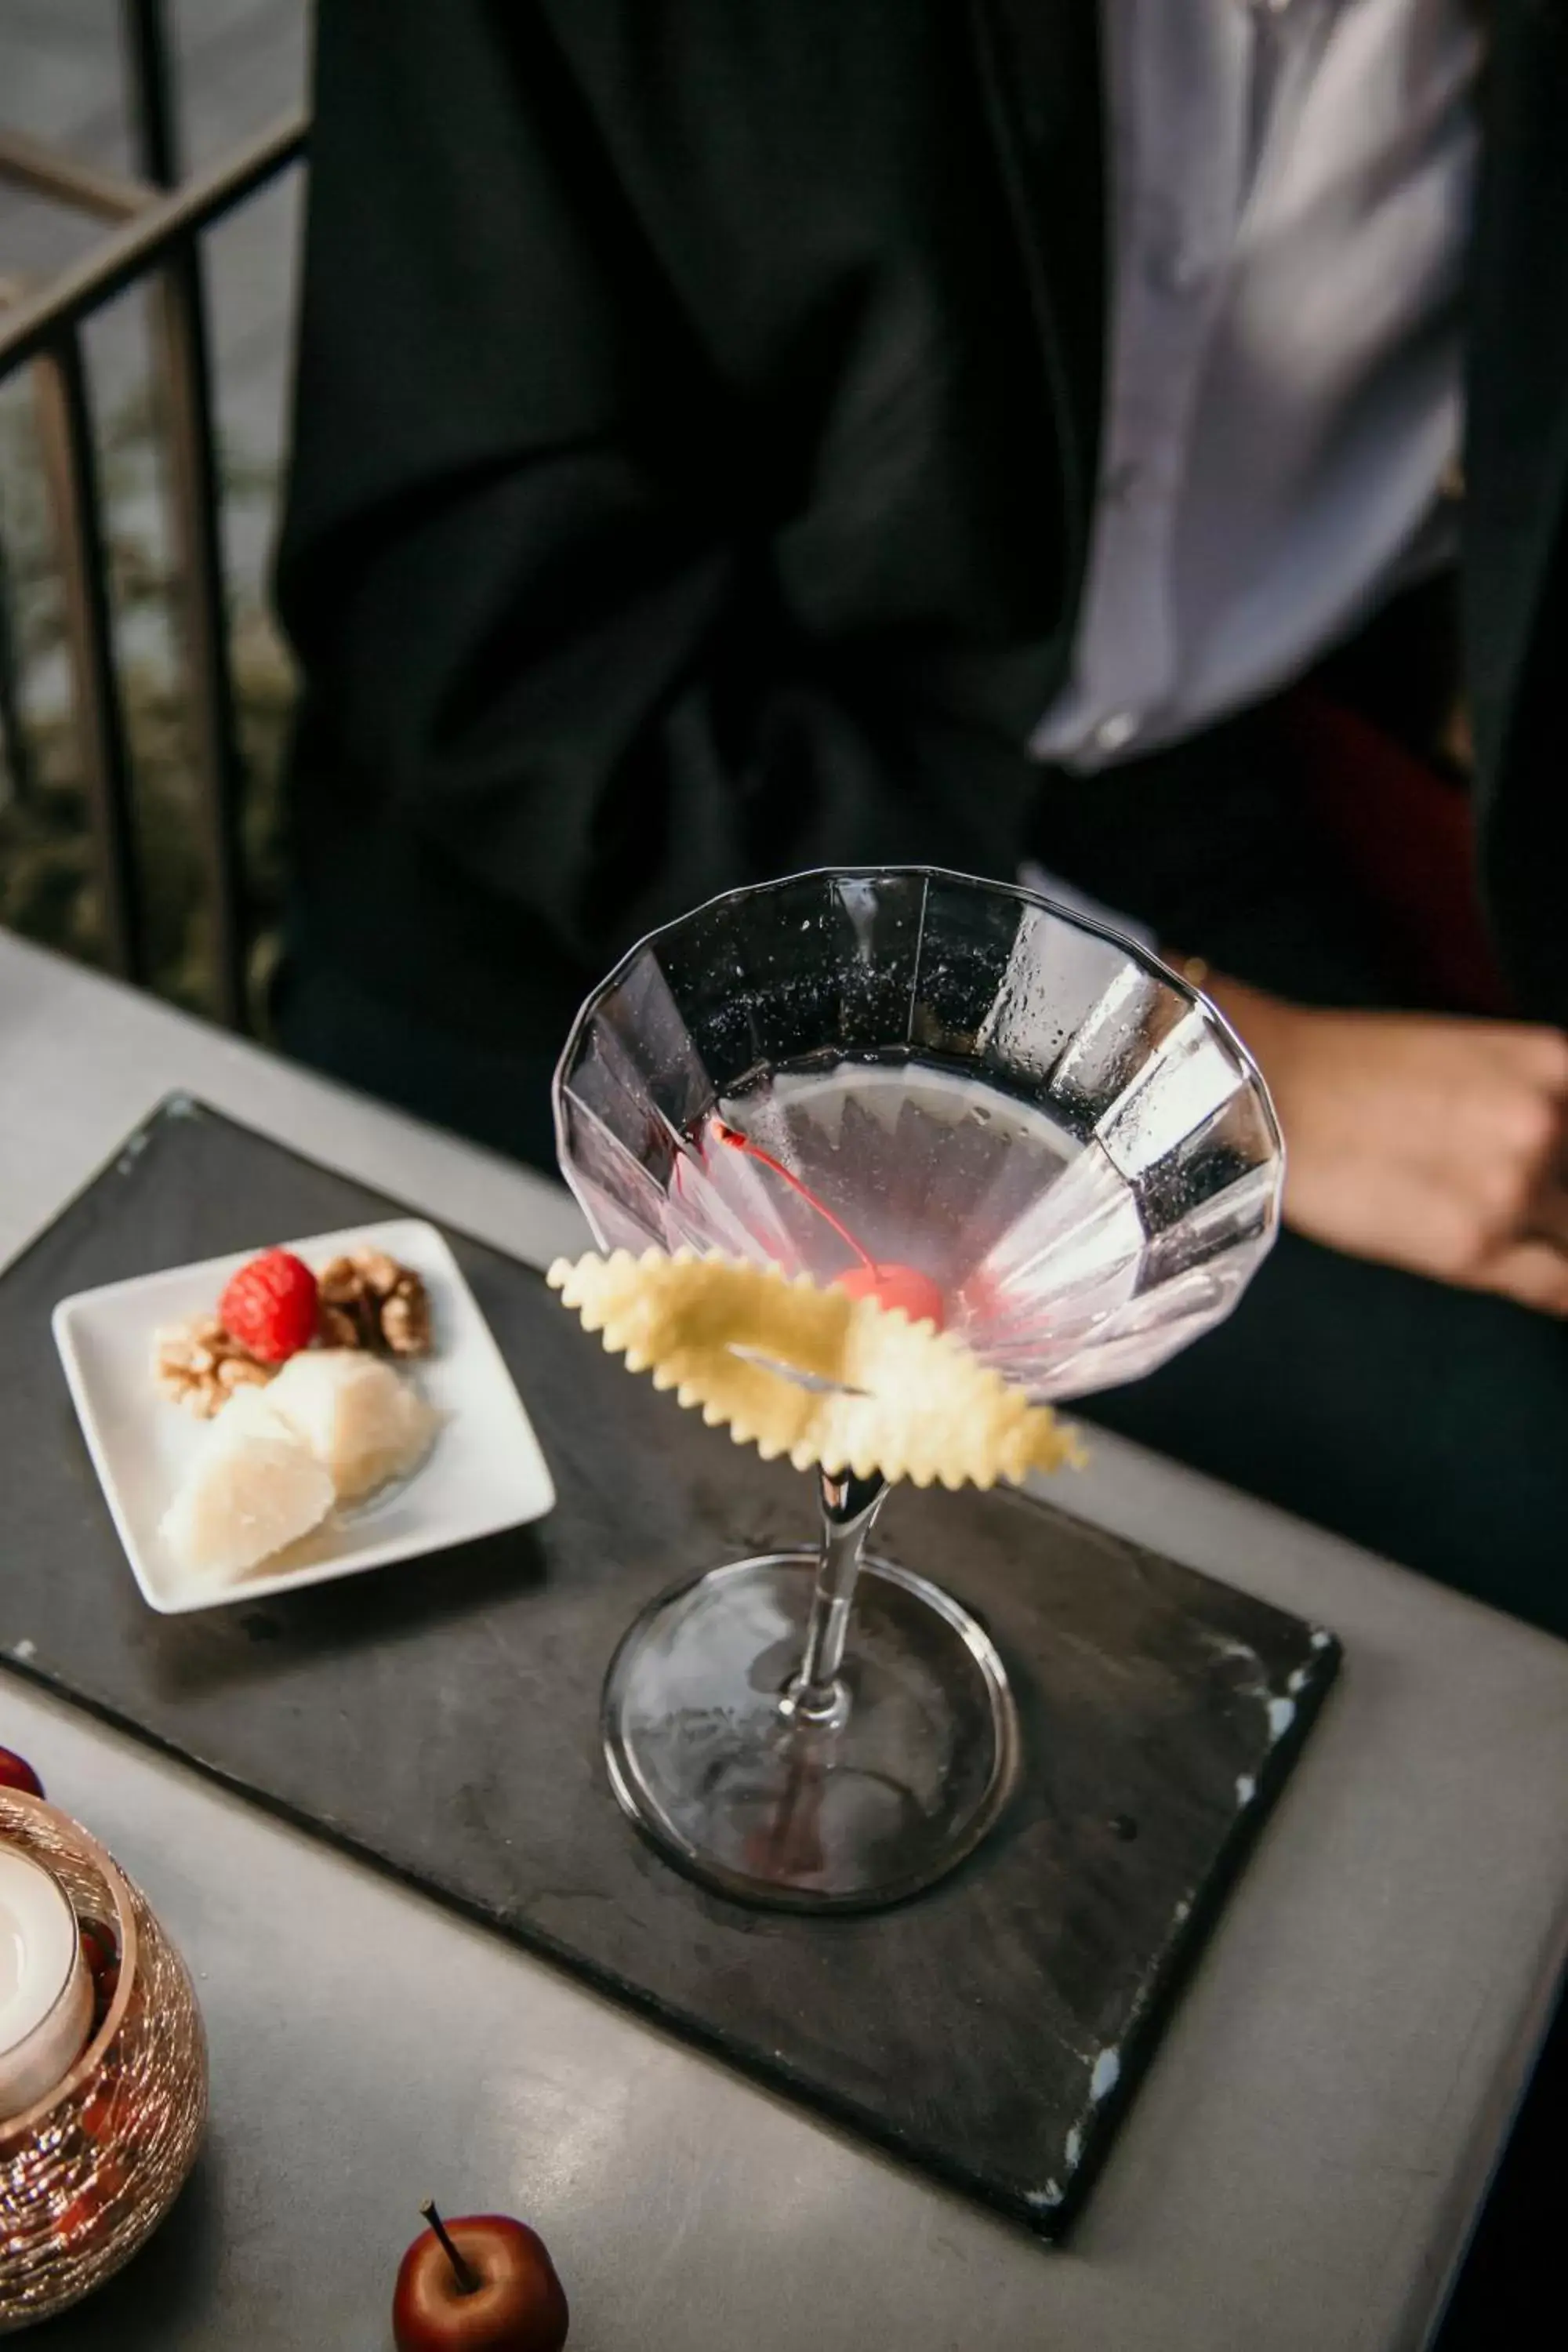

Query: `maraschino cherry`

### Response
(833, 1261, 946, 1327)
(393, 2201, 568, 2352)
(711, 1121, 946, 1329)
(0, 1744, 44, 1798)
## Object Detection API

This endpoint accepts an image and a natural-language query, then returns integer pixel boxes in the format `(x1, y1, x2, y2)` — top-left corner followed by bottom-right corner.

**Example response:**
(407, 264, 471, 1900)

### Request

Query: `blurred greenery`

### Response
(0, 377, 294, 1026)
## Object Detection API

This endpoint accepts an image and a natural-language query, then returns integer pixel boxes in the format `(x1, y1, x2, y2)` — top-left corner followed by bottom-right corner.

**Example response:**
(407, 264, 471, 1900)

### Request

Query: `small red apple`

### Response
(394, 2203, 568, 2352)
(0, 1744, 44, 1798)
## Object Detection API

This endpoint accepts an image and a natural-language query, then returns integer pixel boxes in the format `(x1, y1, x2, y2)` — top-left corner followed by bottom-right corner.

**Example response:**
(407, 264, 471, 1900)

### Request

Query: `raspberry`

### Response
(218, 1249, 319, 1364)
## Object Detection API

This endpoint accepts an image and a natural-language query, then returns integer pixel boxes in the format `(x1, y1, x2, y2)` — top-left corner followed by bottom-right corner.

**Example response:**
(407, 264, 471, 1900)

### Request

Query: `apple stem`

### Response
(421, 2200, 481, 2297)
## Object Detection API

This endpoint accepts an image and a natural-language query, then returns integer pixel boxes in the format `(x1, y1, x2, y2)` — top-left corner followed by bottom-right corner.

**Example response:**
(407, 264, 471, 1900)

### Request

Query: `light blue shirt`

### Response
(1032, 0, 1482, 770)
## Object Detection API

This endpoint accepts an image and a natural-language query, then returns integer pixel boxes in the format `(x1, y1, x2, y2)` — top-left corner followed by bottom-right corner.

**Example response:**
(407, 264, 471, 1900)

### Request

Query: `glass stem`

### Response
(786, 1469, 887, 1723)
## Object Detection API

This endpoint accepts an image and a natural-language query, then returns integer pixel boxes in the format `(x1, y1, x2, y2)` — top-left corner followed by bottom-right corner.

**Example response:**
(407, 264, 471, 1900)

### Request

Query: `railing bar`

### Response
(122, 0, 180, 191)
(0, 114, 307, 379)
(151, 245, 248, 1030)
(0, 131, 156, 223)
(30, 328, 143, 985)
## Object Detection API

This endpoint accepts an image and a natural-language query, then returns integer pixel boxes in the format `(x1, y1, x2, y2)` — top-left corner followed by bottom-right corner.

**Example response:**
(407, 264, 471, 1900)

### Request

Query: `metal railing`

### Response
(0, 0, 307, 1028)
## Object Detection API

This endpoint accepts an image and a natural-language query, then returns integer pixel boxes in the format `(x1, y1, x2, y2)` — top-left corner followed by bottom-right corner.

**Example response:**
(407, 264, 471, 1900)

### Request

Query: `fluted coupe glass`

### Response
(555, 869, 1283, 1909)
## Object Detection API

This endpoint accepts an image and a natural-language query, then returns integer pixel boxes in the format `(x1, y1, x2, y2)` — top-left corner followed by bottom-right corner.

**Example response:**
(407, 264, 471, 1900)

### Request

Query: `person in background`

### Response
(275, 1, 1568, 1635)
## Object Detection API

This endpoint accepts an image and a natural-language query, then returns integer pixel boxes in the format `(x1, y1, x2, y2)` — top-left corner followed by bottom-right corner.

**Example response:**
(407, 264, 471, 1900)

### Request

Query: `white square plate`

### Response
(52, 1218, 556, 1614)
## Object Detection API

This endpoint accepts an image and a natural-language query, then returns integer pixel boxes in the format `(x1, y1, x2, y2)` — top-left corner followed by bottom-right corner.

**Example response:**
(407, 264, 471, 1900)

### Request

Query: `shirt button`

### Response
(1093, 711, 1142, 755)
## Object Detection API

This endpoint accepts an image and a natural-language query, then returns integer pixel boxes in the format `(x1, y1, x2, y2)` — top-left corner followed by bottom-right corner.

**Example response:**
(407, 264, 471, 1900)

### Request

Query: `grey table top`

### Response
(2, 931, 1566, 2352)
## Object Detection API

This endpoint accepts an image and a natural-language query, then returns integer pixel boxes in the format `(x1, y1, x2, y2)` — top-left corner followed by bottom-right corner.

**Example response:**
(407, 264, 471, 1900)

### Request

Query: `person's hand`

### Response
(1205, 978, 1568, 1314)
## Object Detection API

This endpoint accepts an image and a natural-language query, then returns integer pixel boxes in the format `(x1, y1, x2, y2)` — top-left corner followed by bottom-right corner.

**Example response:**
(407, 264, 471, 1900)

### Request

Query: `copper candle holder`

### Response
(0, 1791, 207, 2333)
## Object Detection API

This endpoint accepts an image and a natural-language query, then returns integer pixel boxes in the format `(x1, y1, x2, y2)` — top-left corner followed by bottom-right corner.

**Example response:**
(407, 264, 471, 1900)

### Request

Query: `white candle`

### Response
(0, 1846, 94, 2121)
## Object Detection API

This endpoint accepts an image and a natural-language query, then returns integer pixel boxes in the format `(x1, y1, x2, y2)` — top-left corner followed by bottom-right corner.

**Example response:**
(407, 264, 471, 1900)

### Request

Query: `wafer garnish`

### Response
(547, 1249, 1081, 1488)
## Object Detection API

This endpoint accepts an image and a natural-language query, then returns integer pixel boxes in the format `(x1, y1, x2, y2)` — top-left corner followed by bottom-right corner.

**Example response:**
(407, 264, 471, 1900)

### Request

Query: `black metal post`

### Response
(122, 0, 249, 1028)
(122, 0, 180, 188)
(151, 245, 249, 1029)
(0, 271, 36, 809)
(31, 328, 143, 983)
(0, 524, 36, 809)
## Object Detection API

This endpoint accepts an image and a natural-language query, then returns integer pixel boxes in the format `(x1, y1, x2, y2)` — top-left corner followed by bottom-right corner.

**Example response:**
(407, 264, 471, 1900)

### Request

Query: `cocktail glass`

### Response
(554, 869, 1282, 1910)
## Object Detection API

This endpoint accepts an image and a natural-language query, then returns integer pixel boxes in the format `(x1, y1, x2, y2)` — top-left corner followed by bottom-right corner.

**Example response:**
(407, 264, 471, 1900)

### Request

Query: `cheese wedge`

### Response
(160, 1414, 334, 1578)
(261, 1349, 437, 1501)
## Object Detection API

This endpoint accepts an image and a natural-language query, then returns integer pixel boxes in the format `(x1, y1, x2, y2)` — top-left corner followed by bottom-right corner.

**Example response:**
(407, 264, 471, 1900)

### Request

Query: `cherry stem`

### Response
(421, 2201, 481, 2297)
(712, 1121, 874, 1269)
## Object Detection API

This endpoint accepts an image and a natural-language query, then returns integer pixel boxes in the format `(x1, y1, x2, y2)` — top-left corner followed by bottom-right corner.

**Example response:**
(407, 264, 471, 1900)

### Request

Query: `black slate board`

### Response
(0, 1098, 1338, 2234)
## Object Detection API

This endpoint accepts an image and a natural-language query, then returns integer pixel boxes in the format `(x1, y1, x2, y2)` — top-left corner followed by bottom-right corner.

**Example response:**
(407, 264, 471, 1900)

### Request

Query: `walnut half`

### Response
(152, 1316, 274, 1418)
(315, 1250, 431, 1357)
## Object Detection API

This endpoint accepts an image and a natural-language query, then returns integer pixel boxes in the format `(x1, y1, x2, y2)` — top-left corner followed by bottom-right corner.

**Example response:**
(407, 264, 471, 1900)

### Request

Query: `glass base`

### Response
(601, 1552, 1020, 1911)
